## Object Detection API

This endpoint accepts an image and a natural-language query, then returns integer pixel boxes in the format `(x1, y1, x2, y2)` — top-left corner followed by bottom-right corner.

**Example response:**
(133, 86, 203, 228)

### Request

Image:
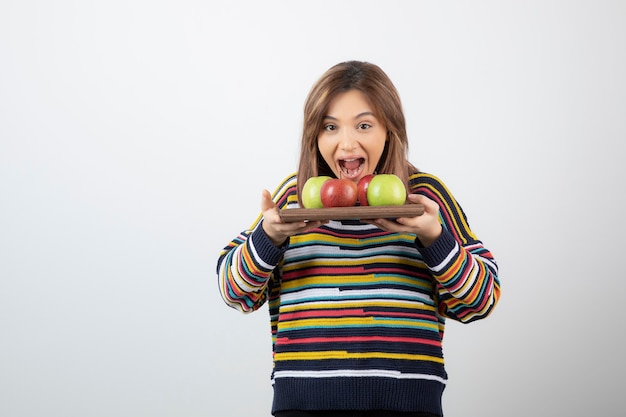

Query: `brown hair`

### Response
(296, 60, 418, 203)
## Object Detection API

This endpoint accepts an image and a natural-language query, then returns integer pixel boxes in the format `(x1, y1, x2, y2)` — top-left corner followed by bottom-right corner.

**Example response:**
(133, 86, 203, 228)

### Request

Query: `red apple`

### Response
(357, 174, 375, 206)
(320, 178, 358, 207)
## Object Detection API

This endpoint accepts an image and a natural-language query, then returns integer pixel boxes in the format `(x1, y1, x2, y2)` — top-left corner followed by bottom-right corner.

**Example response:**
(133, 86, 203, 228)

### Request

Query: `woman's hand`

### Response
(368, 193, 443, 247)
(261, 189, 326, 247)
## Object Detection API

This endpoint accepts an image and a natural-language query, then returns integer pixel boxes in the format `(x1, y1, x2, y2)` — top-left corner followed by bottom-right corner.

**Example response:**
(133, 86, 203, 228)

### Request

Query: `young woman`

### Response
(217, 61, 501, 417)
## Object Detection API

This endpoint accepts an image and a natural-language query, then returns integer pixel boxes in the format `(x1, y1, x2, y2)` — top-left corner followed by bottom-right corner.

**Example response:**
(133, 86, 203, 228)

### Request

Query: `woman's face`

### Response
(317, 89, 387, 183)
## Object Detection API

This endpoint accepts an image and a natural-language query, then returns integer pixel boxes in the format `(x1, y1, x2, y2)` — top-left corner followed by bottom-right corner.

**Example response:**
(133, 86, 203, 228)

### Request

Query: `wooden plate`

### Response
(279, 204, 424, 222)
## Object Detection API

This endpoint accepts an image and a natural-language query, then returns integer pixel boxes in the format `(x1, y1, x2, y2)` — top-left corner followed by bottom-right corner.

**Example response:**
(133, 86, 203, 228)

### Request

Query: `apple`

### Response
(301, 176, 332, 208)
(320, 178, 358, 207)
(367, 174, 407, 206)
(357, 174, 375, 206)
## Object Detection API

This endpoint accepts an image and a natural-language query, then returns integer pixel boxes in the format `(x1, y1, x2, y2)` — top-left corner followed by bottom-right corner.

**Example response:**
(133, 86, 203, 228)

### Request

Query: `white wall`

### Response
(1, 1, 625, 416)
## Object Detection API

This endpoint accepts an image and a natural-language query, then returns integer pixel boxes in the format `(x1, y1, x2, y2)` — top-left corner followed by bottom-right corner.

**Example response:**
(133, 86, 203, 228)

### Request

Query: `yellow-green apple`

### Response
(367, 174, 407, 206)
(301, 176, 332, 208)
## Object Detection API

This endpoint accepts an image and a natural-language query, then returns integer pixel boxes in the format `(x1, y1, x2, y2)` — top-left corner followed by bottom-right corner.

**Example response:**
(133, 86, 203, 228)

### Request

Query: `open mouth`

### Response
(339, 158, 364, 179)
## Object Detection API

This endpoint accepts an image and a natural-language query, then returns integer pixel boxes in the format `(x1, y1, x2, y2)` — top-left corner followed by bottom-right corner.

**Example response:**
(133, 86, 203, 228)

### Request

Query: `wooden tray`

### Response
(279, 204, 424, 222)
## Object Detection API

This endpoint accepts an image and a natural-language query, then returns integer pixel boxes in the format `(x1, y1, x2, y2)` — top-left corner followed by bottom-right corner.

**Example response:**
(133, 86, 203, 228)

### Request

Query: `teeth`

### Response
(340, 159, 364, 177)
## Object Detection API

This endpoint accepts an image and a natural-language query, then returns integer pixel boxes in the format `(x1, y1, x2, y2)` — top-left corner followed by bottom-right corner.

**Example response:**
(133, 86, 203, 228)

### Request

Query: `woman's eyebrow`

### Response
(323, 112, 376, 121)
(354, 111, 375, 119)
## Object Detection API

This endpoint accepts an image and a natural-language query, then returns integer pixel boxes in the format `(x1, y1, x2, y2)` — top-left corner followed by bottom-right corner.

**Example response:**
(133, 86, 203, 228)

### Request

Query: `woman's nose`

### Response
(338, 129, 357, 151)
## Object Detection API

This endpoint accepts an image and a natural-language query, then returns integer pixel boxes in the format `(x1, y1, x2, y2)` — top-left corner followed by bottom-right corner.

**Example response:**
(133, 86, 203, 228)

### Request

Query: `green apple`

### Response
(301, 176, 332, 208)
(367, 174, 407, 206)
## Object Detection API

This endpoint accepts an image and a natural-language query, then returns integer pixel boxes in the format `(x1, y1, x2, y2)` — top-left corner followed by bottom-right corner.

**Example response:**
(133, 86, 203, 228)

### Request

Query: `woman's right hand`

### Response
(261, 189, 325, 247)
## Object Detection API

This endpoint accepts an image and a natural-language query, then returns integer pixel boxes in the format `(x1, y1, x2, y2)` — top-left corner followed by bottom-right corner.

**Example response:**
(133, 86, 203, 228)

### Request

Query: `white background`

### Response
(1, 1, 625, 416)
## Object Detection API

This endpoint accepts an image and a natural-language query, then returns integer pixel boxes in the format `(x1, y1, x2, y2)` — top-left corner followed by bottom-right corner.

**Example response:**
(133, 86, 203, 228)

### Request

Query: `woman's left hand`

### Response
(367, 193, 443, 247)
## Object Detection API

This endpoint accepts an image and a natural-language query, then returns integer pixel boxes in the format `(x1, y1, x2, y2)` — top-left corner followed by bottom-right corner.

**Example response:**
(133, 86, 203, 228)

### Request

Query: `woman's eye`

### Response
(358, 123, 372, 130)
(323, 124, 336, 131)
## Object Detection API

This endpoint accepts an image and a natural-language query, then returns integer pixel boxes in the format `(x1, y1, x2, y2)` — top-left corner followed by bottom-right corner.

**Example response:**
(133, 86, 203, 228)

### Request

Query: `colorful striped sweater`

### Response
(217, 172, 500, 415)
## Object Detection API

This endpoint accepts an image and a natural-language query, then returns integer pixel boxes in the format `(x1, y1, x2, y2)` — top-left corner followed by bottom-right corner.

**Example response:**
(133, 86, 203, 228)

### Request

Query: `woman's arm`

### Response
(411, 173, 501, 323)
(216, 174, 299, 313)
(217, 224, 285, 313)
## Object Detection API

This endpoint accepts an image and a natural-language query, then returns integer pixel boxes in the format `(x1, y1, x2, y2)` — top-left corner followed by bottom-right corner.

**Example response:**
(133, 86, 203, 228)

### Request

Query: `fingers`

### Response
(261, 189, 276, 213)
(260, 188, 327, 246)
(407, 193, 439, 214)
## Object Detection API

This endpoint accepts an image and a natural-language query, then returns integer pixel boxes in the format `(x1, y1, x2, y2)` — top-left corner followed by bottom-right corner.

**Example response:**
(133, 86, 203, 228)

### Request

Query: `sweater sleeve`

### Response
(216, 173, 298, 313)
(410, 173, 501, 323)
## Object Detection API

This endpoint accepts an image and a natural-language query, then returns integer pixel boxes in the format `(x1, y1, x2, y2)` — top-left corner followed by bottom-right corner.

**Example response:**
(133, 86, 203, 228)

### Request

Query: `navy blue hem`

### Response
(271, 377, 444, 415)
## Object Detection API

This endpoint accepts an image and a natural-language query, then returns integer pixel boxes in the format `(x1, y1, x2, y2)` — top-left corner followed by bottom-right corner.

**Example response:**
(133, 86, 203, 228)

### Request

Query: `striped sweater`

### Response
(217, 172, 500, 415)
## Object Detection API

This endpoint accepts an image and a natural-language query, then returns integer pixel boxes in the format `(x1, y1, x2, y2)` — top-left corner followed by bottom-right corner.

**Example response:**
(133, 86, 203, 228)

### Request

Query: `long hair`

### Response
(296, 60, 418, 203)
